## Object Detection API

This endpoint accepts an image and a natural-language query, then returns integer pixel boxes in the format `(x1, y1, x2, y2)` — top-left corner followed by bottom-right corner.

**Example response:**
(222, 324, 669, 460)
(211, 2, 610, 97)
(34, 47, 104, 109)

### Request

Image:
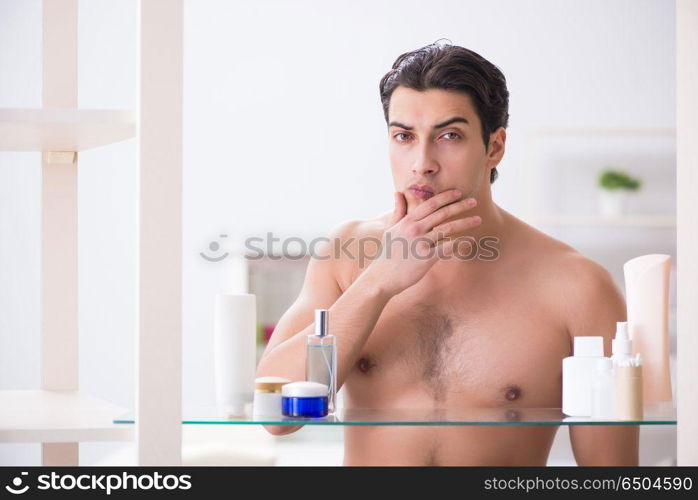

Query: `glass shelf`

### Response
(114, 403, 676, 426)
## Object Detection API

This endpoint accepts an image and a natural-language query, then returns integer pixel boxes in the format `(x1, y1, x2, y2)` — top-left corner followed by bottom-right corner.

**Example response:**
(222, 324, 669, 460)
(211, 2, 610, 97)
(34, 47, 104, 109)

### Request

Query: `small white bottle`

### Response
(306, 309, 337, 415)
(611, 321, 632, 366)
(562, 336, 605, 416)
(591, 358, 616, 419)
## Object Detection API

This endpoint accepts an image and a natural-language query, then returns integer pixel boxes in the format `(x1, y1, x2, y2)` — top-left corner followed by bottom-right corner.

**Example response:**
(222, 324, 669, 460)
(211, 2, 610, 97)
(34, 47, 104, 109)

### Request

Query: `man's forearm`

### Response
(257, 270, 393, 388)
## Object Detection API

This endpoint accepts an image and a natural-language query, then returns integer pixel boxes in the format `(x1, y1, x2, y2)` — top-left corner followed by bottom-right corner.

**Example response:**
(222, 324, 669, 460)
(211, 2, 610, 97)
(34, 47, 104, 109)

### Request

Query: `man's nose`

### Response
(412, 144, 440, 176)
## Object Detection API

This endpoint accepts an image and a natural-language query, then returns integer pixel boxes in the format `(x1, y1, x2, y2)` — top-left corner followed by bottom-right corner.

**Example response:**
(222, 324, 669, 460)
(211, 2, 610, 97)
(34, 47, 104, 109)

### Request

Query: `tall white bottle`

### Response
(562, 336, 605, 416)
(623, 254, 672, 404)
(214, 293, 257, 416)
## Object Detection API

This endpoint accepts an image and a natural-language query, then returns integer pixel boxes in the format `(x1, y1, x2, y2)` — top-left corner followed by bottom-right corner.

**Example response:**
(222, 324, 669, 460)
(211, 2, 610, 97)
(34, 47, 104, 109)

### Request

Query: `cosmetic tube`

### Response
(616, 354, 644, 420)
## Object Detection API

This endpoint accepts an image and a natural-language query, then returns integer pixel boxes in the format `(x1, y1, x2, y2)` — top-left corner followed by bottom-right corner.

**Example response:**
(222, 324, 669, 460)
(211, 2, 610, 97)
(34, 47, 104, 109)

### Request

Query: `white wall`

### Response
(1, 0, 43, 465)
(0, 0, 675, 465)
(184, 0, 675, 240)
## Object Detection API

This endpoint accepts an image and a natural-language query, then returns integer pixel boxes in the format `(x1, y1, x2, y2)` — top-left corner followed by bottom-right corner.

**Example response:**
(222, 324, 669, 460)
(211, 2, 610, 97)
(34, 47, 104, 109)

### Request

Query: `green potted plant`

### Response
(597, 168, 642, 216)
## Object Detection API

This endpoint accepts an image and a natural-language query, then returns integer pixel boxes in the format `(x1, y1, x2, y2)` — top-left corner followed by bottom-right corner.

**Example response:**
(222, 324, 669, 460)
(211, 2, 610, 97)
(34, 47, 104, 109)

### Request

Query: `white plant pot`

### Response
(599, 189, 628, 217)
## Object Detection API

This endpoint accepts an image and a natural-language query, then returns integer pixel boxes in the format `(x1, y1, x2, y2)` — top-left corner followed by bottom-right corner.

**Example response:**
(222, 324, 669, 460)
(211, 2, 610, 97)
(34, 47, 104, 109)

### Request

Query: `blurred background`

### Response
(0, 0, 676, 465)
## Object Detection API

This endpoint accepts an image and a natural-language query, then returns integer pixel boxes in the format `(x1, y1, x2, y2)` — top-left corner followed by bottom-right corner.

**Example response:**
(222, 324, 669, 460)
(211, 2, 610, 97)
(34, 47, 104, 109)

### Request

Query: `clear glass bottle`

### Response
(306, 309, 337, 415)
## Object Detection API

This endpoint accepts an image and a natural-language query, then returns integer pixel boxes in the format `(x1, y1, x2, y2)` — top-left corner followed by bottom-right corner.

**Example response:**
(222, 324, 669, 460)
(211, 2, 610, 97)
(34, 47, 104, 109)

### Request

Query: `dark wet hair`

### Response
(379, 40, 509, 184)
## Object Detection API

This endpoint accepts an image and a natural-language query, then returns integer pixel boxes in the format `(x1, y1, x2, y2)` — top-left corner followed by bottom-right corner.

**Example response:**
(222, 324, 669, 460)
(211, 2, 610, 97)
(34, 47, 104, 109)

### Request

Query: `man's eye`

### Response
(442, 132, 461, 140)
(394, 132, 411, 142)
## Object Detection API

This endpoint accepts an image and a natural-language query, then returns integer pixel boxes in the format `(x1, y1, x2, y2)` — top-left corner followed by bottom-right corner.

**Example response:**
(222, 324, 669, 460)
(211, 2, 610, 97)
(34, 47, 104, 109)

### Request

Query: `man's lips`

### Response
(408, 185, 435, 200)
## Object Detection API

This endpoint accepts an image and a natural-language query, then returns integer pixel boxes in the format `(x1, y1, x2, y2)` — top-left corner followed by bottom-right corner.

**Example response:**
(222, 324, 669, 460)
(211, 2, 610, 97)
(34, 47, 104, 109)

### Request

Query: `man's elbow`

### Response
(263, 424, 303, 436)
(571, 425, 639, 466)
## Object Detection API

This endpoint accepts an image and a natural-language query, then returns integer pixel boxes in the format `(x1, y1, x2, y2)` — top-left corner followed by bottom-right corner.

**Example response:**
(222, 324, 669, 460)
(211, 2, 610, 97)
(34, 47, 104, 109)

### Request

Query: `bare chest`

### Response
(343, 277, 569, 408)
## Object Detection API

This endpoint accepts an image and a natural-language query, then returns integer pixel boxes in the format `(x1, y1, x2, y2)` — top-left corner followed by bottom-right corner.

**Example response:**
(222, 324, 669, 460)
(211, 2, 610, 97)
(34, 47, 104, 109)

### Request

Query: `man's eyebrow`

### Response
(388, 116, 469, 130)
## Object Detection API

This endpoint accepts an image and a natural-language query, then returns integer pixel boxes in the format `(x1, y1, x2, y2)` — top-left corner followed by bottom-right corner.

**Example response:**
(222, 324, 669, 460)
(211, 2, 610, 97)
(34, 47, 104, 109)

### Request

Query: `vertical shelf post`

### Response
(41, 0, 79, 466)
(136, 0, 184, 465)
(676, 0, 698, 466)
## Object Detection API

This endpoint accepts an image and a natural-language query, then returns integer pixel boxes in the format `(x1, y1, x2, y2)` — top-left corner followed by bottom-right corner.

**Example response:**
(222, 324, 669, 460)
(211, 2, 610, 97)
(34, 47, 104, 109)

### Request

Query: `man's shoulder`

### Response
(510, 226, 626, 346)
(512, 217, 610, 280)
(325, 213, 390, 244)
(551, 249, 626, 344)
(516, 224, 626, 338)
(509, 217, 622, 305)
(318, 215, 389, 288)
(554, 250, 619, 294)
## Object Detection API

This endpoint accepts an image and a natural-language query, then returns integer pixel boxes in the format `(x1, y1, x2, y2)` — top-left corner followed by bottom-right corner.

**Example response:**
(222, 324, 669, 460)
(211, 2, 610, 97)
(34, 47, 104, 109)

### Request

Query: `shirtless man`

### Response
(256, 42, 639, 466)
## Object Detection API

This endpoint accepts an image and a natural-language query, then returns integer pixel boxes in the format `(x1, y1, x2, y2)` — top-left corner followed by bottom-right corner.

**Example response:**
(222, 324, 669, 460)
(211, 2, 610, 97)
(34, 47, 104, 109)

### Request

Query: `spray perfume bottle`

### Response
(611, 321, 632, 366)
(306, 309, 337, 415)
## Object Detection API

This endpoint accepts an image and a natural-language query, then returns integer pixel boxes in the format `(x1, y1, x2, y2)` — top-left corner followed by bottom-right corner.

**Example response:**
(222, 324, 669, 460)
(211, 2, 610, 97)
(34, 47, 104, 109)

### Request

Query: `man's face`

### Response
(387, 86, 497, 211)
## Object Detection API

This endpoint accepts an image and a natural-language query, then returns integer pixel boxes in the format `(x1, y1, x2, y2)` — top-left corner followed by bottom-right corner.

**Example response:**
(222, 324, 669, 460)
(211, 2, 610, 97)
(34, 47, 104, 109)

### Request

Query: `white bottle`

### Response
(611, 321, 632, 366)
(214, 294, 256, 416)
(591, 358, 616, 419)
(562, 336, 605, 416)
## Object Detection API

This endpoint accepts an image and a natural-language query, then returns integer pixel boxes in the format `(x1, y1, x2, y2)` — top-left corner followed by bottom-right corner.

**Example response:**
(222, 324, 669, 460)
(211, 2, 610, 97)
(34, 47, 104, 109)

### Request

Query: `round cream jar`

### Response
(252, 376, 291, 417)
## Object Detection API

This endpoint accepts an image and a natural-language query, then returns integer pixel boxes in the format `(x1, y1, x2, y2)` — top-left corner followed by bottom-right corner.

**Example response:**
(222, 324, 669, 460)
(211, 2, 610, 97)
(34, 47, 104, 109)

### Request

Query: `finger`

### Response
(434, 235, 477, 260)
(434, 236, 455, 259)
(411, 188, 463, 221)
(418, 197, 477, 233)
(424, 215, 482, 243)
(390, 191, 407, 225)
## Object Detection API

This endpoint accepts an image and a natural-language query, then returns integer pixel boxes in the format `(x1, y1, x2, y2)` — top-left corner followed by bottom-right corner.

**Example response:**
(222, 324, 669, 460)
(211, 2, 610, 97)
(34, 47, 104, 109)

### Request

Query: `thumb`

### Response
(390, 191, 407, 225)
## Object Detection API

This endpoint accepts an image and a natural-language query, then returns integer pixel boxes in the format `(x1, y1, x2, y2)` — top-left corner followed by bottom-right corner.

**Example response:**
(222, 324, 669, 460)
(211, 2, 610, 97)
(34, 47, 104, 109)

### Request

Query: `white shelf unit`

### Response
(523, 214, 676, 228)
(0, 0, 137, 465)
(521, 127, 676, 228)
(0, 391, 133, 444)
(1, 0, 184, 466)
(0, 106, 136, 456)
(0, 108, 135, 152)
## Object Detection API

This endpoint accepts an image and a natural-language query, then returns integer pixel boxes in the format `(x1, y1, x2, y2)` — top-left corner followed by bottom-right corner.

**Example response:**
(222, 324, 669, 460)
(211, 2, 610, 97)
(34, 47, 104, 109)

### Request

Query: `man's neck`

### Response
(463, 196, 506, 242)
(424, 196, 510, 280)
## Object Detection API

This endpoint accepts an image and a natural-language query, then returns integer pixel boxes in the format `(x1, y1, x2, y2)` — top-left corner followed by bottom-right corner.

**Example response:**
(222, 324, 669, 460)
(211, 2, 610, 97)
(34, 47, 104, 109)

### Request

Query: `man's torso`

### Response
(336, 212, 575, 465)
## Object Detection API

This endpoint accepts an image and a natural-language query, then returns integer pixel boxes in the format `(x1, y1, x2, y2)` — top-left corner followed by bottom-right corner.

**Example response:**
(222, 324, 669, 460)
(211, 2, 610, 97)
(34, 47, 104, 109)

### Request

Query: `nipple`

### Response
(504, 385, 522, 401)
(358, 357, 373, 373)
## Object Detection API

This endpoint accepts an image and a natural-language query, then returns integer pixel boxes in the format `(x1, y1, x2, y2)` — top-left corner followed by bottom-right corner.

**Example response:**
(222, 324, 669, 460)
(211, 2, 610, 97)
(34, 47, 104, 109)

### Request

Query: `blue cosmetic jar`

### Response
(281, 381, 329, 418)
